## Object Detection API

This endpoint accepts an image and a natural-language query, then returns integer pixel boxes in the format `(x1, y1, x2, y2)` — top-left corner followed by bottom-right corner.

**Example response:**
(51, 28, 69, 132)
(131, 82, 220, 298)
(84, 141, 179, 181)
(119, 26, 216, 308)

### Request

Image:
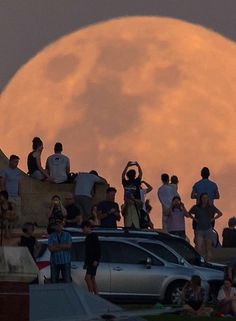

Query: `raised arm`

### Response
(122, 162, 131, 181)
(141, 180, 153, 193)
(136, 162, 143, 180)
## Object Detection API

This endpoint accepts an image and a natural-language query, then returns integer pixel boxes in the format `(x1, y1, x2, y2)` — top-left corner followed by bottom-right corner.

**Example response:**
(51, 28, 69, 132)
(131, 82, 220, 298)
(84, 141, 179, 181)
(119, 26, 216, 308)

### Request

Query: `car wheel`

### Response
(165, 280, 187, 305)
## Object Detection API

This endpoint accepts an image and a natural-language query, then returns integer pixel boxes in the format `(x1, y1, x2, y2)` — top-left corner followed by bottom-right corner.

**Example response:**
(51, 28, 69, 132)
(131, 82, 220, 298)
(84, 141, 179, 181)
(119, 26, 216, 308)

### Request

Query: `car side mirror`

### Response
(146, 257, 152, 269)
(179, 258, 185, 265)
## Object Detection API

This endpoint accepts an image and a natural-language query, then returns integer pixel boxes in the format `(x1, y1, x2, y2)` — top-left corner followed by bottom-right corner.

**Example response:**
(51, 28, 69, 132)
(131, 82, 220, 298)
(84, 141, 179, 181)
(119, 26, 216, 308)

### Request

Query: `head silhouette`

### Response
(201, 167, 210, 179)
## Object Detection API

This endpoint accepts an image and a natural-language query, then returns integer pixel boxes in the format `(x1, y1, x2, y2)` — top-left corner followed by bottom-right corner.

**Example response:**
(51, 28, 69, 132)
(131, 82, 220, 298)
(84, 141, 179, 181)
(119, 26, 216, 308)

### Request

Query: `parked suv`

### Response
(36, 236, 209, 304)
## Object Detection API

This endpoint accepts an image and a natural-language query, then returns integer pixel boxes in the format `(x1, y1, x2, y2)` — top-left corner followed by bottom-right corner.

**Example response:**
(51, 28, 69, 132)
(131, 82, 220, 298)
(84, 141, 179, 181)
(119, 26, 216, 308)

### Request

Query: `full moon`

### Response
(1, 17, 236, 237)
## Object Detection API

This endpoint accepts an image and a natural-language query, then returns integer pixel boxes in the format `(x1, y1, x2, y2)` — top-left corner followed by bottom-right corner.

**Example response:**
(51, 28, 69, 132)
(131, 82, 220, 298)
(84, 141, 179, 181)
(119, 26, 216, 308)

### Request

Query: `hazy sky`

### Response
(0, 0, 236, 92)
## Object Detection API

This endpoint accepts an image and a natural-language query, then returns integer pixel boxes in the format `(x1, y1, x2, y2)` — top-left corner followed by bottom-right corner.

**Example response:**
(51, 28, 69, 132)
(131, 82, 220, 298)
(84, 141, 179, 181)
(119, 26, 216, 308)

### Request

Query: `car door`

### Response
(102, 240, 166, 297)
(70, 241, 111, 294)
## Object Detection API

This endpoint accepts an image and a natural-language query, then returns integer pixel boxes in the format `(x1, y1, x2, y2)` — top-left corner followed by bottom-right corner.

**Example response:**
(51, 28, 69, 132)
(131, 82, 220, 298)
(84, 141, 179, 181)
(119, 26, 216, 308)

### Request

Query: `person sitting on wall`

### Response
(27, 137, 51, 181)
(46, 142, 70, 184)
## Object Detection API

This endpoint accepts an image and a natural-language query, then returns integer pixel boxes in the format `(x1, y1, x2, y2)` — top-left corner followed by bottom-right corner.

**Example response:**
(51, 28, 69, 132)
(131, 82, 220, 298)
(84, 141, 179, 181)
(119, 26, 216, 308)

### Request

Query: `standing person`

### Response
(170, 175, 179, 192)
(191, 167, 220, 204)
(144, 199, 154, 229)
(64, 193, 82, 227)
(81, 221, 101, 294)
(97, 187, 121, 228)
(122, 161, 142, 201)
(167, 196, 189, 238)
(121, 161, 143, 229)
(0, 190, 16, 239)
(27, 137, 51, 180)
(0, 154, 21, 220)
(74, 170, 105, 220)
(191, 167, 220, 245)
(140, 180, 153, 211)
(188, 193, 223, 261)
(157, 173, 178, 231)
(48, 218, 72, 283)
(217, 278, 236, 316)
(46, 142, 70, 184)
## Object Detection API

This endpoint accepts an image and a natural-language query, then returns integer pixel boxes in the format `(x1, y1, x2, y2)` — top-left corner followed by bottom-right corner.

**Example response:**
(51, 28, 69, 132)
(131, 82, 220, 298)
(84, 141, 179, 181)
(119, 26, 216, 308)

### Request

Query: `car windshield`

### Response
(160, 238, 201, 265)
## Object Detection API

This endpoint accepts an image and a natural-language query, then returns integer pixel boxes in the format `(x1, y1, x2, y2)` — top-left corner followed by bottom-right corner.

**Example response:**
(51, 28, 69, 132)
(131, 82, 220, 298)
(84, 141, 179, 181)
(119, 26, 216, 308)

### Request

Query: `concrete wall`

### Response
(0, 149, 108, 225)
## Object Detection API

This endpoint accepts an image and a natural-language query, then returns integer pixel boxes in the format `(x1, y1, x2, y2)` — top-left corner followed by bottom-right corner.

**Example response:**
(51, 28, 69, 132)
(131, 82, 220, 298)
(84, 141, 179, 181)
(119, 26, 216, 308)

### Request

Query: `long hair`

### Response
(197, 192, 212, 216)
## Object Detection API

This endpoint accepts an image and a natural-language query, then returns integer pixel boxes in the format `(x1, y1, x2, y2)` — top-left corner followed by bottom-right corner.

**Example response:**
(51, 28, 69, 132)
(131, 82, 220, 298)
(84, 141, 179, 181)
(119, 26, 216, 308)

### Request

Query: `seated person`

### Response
(181, 275, 212, 316)
(0, 190, 17, 238)
(89, 205, 100, 227)
(97, 187, 121, 228)
(225, 257, 236, 286)
(217, 278, 236, 316)
(222, 217, 236, 247)
(27, 137, 51, 181)
(19, 222, 41, 261)
(64, 193, 82, 227)
(46, 142, 70, 184)
(47, 195, 67, 234)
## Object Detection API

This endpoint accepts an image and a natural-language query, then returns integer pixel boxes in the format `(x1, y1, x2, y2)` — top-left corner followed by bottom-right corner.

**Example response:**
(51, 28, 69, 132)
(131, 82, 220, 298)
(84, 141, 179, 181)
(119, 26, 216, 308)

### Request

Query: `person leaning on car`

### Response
(48, 218, 72, 283)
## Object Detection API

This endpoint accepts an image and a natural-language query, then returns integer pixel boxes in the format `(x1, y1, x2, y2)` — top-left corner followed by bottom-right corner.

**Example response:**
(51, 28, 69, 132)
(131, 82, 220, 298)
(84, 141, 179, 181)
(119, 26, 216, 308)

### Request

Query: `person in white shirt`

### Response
(217, 278, 236, 316)
(46, 142, 70, 184)
(74, 171, 105, 220)
(157, 173, 178, 231)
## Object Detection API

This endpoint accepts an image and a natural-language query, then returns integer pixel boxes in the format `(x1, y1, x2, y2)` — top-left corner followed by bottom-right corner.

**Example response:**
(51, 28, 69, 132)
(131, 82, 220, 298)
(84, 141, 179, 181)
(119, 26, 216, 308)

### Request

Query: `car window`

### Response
(161, 238, 201, 265)
(139, 242, 179, 264)
(102, 241, 163, 266)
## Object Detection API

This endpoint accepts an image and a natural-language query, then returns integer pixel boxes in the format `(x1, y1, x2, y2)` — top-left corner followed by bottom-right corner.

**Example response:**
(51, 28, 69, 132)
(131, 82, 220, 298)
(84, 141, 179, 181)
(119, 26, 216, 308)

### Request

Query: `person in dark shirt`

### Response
(121, 161, 143, 228)
(64, 193, 82, 227)
(97, 187, 121, 228)
(81, 220, 101, 294)
(222, 217, 236, 248)
(19, 222, 40, 261)
(188, 193, 222, 261)
(121, 161, 142, 200)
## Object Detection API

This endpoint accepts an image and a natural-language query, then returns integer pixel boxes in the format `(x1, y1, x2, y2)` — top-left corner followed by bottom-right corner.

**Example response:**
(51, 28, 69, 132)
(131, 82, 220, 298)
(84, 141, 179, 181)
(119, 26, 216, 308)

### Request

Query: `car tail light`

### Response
(37, 261, 50, 270)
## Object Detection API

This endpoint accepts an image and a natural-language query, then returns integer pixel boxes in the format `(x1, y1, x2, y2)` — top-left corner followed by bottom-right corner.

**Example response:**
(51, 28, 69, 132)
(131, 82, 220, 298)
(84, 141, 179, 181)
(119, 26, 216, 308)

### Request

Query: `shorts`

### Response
(195, 229, 212, 240)
(86, 264, 98, 276)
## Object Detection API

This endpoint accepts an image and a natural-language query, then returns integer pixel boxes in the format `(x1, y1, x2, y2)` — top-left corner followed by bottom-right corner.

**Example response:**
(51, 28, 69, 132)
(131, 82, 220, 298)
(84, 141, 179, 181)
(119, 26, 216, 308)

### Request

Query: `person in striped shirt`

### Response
(48, 218, 72, 283)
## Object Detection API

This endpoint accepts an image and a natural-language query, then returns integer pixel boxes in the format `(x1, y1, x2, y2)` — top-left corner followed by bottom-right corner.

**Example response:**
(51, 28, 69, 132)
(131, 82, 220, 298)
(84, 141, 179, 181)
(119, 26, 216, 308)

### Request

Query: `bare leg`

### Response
(91, 276, 99, 295)
(196, 236, 204, 258)
(231, 299, 236, 315)
(85, 274, 94, 293)
(205, 238, 212, 262)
